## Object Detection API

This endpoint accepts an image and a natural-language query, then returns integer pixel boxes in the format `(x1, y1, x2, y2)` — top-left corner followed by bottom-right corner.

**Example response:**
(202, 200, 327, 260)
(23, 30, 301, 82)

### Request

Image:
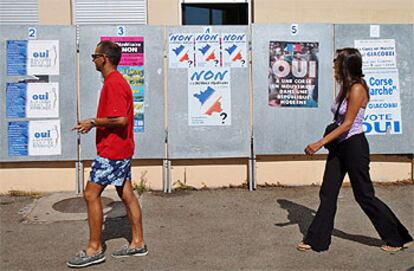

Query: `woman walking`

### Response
(297, 48, 412, 252)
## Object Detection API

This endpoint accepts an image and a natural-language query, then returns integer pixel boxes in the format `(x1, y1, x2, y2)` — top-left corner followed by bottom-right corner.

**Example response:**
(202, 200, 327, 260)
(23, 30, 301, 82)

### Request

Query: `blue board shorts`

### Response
(89, 156, 132, 187)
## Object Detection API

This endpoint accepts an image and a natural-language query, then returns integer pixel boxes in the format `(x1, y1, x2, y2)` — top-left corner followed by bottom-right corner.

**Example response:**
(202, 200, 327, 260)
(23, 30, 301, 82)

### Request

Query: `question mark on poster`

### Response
(241, 59, 246, 65)
(220, 112, 228, 124)
(188, 60, 193, 67)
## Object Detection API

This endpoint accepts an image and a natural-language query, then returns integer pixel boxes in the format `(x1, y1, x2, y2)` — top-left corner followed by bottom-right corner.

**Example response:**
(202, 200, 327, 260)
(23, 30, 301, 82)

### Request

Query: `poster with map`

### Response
(188, 68, 231, 126)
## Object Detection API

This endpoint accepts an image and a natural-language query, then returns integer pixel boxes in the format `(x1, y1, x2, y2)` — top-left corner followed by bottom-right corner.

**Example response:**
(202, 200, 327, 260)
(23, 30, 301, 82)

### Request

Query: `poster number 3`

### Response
(28, 27, 37, 39)
(117, 26, 127, 36)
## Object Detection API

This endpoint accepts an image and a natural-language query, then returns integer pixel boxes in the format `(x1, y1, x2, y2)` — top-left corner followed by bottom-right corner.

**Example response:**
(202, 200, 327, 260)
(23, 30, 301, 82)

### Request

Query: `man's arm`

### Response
(72, 116, 128, 134)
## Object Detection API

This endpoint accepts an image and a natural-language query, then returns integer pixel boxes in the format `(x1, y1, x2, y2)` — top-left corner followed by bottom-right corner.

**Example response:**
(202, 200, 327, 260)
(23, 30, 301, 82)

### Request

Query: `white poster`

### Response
(168, 33, 195, 68)
(221, 33, 247, 68)
(195, 32, 221, 68)
(27, 40, 60, 75)
(28, 120, 62, 155)
(363, 69, 402, 135)
(26, 83, 59, 118)
(188, 68, 231, 126)
(354, 39, 396, 69)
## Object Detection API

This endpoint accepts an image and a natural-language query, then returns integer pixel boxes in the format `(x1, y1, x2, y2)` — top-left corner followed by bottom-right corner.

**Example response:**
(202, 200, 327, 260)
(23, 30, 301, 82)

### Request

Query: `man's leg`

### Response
(84, 181, 106, 255)
(116, 180, 145, 248)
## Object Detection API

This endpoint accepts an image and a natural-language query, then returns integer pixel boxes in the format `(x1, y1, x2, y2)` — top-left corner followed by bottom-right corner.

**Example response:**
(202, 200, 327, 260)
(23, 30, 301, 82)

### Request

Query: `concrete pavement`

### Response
(1, 185, 413, 270)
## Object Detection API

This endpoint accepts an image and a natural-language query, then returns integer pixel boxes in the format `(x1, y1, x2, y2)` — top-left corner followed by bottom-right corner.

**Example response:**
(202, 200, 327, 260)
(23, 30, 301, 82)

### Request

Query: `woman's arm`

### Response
(305, 83, 367, 155)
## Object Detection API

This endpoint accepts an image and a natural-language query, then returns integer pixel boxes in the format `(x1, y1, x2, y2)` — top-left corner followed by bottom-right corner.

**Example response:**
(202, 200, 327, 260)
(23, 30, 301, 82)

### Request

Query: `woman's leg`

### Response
(343, 134, 413, 247)
(303, 150, 347, 252)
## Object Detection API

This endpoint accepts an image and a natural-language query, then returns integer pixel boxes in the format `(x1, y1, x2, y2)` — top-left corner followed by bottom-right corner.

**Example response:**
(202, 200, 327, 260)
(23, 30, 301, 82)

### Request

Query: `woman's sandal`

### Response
(381, 240, 413, 252)
(296, 241, 312, 252)
(381, 245, 402, 252)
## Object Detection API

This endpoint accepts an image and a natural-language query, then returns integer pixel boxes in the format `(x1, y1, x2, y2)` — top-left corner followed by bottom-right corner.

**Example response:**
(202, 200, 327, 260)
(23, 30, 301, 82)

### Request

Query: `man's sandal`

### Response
(296, 241, 312, 252)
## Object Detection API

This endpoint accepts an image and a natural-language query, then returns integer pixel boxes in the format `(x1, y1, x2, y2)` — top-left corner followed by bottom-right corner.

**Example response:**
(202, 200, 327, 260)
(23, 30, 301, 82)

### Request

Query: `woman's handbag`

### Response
(323, 98, 343, 151)
(323, 122, 339, 151)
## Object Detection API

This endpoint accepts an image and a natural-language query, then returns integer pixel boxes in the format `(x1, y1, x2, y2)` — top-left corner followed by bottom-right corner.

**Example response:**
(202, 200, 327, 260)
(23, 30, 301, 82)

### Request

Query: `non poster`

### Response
(268, 41, 319, 107)
(194, 32, 221, 68)
(169, 33, 195, 68)
(188, 68, 231, 126)
(27, 40, 60, 75)
(363, 69, 402, 135)
(28, 120, 62, 156)
(221, 33, 248, 68)
(101, 36, 144, 66)
(354, 39, 396, 69)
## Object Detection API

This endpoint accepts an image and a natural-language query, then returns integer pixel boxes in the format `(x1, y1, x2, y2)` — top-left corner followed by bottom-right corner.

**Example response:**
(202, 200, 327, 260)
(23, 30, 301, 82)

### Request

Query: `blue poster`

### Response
(118, 65, 145, 133)
(6, 83, 27, 118)
(7, 40, 28, 76)
(8, 121, 29, 156)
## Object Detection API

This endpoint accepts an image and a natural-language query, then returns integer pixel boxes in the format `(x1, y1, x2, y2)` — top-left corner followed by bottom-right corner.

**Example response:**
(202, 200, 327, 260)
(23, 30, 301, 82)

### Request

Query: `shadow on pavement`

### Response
(275, 199, 383, 247)
(102, 201, 132, 247)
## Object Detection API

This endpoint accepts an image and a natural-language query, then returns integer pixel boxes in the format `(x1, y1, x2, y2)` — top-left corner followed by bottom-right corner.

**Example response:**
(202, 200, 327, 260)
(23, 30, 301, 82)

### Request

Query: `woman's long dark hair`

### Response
(334, 48, 369, 103)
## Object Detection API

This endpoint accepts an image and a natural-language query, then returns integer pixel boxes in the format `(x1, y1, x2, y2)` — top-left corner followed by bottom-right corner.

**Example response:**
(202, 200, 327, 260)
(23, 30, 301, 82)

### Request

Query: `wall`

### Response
(38, 0, 72, 25)
(0, 0, 412, 194)
(254, 0, 414, 24)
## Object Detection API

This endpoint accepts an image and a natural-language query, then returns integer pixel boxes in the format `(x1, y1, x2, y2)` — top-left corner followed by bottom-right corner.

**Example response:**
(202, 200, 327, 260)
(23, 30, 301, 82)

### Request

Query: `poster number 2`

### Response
(28, 27, 37, 39)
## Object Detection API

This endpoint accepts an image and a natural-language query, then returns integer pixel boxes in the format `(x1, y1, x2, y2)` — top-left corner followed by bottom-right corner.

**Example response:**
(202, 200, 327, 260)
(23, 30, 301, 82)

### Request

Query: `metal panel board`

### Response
(0, 25, 78, 161)
(252, 24, 334, 155)
(78, 25, 165, 160)
(167, 26, 251, 159)
(335, 24, 414, 154)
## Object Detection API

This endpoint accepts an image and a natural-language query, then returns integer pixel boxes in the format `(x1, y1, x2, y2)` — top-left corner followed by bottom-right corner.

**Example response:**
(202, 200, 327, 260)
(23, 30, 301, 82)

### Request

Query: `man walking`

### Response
(67, 40, 147, 268)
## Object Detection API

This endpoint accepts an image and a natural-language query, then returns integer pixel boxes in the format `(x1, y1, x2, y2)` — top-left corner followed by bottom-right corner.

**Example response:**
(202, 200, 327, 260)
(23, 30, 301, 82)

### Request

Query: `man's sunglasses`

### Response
(91, 53, 105, 60)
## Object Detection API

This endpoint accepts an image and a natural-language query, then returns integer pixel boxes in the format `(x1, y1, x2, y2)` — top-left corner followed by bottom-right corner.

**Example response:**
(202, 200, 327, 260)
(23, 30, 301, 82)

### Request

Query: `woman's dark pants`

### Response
(304, 133, 413, 252)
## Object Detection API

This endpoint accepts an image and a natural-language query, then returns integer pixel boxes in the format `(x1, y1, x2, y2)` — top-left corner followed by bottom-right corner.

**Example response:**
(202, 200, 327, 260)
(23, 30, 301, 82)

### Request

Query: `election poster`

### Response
(7, 40, 60, 76)
(221, 33, 247, 68)
(168, 33, 195, 68)
(268, 41, 319, 107)
(8, 120, 61, 156)
(194, 31, 221, 68)
(354, 39, 396, 69)
(101, 36, 145, 132)
(188, 68, 231, 126)
(363, 69, 402, 135)
(6, 83, 59, 119)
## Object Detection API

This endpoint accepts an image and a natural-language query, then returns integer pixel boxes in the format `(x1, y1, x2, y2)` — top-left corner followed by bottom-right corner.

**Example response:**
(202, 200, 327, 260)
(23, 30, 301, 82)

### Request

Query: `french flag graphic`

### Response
(225, 44, 242, 62)
(172, 45, 189, 62)
(193, 86, 223, 116)
(199, 44, 216, 62)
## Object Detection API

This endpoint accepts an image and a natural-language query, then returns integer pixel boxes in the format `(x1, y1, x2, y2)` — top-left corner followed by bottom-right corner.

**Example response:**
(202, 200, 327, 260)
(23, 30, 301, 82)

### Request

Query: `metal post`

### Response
(162, 159, 167, 193)
(249, 135, 257, 190)
(252, 156, 257, 190)
(167, 160, 172, 193)
(79, 161, 85, 194)
(411, 154, 414, 182)
(75, 161, 80, 194)
(248, 159, 253, 191)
